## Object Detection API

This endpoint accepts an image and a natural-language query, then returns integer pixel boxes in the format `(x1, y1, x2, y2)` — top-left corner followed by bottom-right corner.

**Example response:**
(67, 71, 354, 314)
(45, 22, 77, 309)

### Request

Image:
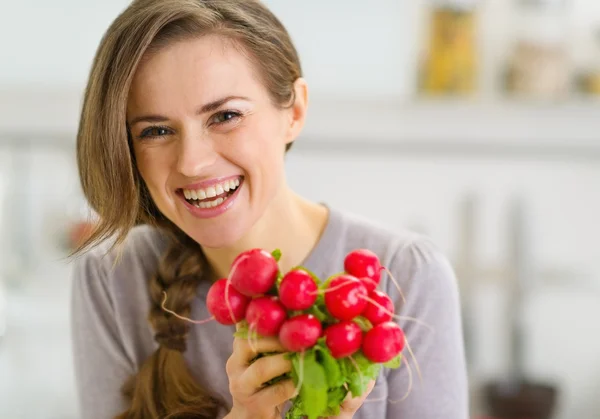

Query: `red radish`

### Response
(279, 269, 318, 310)
(324, 275, 368, 321)
(363, 290, 394, 325)
(362, 321, 405, 363)
(279, 314, 322, 352)
(344, 249, 381, 293)
(206, 278, 249, 325)
(324, 321, 363, 359)
(245, 296, 287, 337)
(229, 248, 279, 297)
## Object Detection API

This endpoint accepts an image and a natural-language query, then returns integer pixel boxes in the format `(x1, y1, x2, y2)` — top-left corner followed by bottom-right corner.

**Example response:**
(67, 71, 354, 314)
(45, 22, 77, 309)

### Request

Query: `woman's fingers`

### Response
(228, 335, 287, 373)
(340, 379, 376, 412)
(238, 352, 293, 392)
(255, 378, 298, 407)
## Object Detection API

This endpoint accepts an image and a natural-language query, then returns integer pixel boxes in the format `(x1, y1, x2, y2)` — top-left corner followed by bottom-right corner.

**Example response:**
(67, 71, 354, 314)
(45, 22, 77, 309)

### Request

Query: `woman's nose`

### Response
(175, 130, 218, 178)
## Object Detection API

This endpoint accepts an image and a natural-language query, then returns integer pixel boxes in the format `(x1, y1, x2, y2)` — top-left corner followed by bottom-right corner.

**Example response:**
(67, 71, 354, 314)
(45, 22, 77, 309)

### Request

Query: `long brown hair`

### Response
(74, 0, 302, 417)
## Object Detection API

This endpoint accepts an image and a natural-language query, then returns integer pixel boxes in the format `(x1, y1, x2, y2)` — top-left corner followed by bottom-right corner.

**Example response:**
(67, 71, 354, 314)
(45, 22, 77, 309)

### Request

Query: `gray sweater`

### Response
(70, 206, 469, 419)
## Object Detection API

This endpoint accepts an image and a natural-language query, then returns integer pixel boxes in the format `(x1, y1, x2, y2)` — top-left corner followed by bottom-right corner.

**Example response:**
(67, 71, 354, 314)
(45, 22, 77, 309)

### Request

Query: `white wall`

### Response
(3, 0, 600, 97)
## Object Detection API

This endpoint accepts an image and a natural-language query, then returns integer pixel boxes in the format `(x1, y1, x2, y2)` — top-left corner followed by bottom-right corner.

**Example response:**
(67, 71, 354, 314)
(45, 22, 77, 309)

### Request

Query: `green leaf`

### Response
(315, 345, 344, 388)
(346, 362, 364, 397)
(343, 352, 382, 398)
(271, 248, 282, 262)
(275, 270, 284, 288)
(321, 386, 347, 417)
(290, 351, 328, 419)
(353, 316, 374, 332)
(326, 386, 348, 411)
(232, 320, 250, 338)
(285, 399, 304, 419)
(383, 354, 403, 369)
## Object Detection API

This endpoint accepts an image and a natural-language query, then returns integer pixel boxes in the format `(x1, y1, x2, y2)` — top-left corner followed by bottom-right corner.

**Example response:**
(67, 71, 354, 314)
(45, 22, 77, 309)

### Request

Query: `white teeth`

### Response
(206, 186, 217, 198)
(183, 177, 241, 202)
(192, 195, 228, 209)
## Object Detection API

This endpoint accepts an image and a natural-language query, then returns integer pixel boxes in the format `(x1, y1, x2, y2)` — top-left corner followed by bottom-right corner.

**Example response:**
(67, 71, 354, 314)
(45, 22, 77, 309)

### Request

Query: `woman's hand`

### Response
(327, 380, 376, 419)
(225, 332, 297, 419)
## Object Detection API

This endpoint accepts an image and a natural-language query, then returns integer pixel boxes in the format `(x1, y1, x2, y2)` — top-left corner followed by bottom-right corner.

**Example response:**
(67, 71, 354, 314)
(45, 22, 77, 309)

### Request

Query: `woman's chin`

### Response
(187, 226, 247, 250)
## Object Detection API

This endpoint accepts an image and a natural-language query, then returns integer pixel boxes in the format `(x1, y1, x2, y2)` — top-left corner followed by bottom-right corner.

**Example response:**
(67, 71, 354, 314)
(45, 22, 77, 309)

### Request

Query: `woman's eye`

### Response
(139, 126, 171, 139)
(211, 111, 242, 125)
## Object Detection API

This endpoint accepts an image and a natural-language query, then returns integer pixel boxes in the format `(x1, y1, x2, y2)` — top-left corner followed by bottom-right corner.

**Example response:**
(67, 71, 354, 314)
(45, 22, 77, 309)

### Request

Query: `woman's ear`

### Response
(284, 77, 309, 146)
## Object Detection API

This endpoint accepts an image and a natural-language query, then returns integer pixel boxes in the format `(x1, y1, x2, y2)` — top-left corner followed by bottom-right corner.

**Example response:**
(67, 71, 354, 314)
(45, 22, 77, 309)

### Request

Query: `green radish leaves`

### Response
(285, 342, 384, 419)
(271, 248, 282, 262)
(291, 351, 328, 419)
(384, 353, 403, 369)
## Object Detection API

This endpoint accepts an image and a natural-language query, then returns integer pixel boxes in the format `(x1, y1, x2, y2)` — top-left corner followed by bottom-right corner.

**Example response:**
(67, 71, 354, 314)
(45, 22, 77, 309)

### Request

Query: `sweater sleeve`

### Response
(70, 250, 133, 419)
(382, 239, 470, 419)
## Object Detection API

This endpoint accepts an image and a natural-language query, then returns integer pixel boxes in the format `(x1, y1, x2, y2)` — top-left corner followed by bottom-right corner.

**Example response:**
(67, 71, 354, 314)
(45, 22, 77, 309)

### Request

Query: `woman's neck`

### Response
(202, 186, 329, 280)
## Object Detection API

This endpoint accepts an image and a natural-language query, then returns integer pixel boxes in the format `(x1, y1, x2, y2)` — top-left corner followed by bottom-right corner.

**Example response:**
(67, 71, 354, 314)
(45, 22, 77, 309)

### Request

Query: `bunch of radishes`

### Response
(202, 248, 406, 418)
(206, 247, 405, 365)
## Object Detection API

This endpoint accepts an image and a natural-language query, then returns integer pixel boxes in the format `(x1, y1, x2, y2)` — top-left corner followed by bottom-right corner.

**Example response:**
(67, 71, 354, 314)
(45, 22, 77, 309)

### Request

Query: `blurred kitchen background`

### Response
(1, 0, 599, 418)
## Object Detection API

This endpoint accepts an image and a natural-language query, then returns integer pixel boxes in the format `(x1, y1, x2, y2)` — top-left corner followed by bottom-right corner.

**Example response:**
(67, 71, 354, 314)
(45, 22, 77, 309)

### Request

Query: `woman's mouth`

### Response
(180, 176, 243, 209)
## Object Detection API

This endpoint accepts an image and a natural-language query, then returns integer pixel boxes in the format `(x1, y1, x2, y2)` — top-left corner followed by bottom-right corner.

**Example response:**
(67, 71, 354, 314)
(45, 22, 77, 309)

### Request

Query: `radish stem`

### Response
(292, 350, 305, 398)
(348, 355, 365, 394)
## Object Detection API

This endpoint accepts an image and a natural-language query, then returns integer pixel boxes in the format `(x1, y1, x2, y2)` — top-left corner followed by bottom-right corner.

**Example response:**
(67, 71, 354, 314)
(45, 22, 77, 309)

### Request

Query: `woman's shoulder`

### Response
(326, 207, 457, 300)
(70, 225, 171, 371)
(328, 207, 443, 264)
(70, 224, 169, 292)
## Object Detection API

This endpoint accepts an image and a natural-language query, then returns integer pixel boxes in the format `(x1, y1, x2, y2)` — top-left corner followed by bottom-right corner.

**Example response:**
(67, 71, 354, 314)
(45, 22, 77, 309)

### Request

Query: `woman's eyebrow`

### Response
(128, 95, 251, 126)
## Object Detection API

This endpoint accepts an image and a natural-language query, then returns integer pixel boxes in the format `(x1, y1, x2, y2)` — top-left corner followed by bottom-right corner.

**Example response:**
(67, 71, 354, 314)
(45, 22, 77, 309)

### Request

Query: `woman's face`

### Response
(127, 35, 303, 248)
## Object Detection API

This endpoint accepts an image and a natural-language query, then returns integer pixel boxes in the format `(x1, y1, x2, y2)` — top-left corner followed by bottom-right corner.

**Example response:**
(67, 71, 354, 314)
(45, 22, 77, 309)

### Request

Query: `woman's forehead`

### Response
(128, 35, 264, 114)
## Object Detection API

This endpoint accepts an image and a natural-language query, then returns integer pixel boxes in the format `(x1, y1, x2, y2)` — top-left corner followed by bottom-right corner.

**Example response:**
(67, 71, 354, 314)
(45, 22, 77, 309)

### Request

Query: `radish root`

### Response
(310, 279, 356, 296)
(161, 291, 215, 324)
(361, 295, 434, 332)
(364, 336, 421, 405)
(394, 354, 414, 403)
(380, 266, 407, 305)
(404, 338, 423, 386)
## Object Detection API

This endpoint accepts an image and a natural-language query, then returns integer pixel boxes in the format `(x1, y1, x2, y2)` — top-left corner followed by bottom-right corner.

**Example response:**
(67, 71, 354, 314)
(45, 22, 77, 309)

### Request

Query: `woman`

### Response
(70, 0, 469, 418)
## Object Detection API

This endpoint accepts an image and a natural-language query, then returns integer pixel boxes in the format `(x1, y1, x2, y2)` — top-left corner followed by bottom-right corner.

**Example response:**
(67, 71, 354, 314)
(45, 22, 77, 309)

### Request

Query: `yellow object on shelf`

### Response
(419, 6, 478, 96)
(578, 72, 600, 95)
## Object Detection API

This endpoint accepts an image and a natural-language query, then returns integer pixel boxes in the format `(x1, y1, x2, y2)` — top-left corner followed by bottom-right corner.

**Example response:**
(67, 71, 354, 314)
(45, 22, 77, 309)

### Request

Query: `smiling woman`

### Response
(70, 1, 468, 419)
(124, 33, 299, 249)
